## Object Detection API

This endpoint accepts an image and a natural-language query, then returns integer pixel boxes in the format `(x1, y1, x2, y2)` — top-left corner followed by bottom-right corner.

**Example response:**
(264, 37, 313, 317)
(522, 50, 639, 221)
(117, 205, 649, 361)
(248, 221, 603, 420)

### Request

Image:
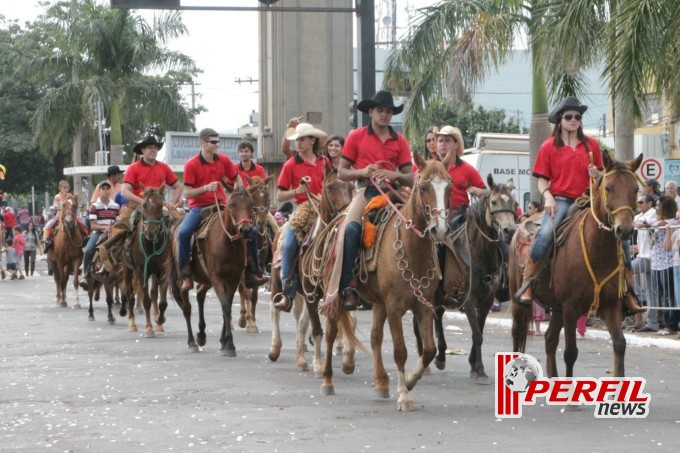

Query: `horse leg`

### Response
(468, 296, 494, 385)
(385, 307, 415, 411)
(406, 305, 436, 391)
(294, 295, 309, 372)
(562, 308, 580, 378)
(544, 311, 564, 378)
(60, 266, 69, 307)
(138, 279, 155, 339)
(601, 305, 626, 377)
(249, 286, 259, 333)
(105, 281, 115, 325)
(155, 278, 168, 332)
(87, 282, 95, 322)
(115, 284, 121, 305)
(196, 285, 209, 347)
(371, 302, 390, 399)
(341, 312, 357, 375)
(72, 258, 82, 309)
(176, 286, 199, 353)
(238, 280, 248, 329)
(464, 302, 488, 384)
(433, 305, 447, 370)
(412, 313, 428, 374)
(149, 276, 160, 330)
(268, 296, 283, 362)
(320, 317, 339, 395)
(305, 299, 324, 378)
(511, 300, 533, 353)
(214, 284, 238, 357)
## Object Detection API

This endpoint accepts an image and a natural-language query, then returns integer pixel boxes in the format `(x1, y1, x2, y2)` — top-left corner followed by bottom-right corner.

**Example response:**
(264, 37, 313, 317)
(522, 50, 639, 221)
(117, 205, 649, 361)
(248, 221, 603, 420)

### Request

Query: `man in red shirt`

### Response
(328, 91, 414, 311)
(234, 140, 266, 187)
(97, 136, 182, 274)
(3, 207, 15, 242)
(272, 122, 329, 311)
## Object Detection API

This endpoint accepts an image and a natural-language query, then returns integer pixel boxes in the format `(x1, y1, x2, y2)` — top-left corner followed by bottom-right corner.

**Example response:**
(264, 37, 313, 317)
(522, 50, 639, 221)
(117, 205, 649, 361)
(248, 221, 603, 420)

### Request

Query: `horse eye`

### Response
(326, 183, 335, 190)
(605, 186, 612, 193)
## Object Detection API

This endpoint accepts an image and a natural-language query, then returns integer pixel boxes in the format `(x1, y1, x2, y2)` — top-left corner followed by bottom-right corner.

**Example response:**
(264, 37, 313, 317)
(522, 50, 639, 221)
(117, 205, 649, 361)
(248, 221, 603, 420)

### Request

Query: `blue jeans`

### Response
(340, 221, 362, 291)
(649, 268, 674, 330)
(280, 226, 299, 298)
(83, 231, 103, 273)
(530, 197, 574, 262)
(178, 207, 205, 276)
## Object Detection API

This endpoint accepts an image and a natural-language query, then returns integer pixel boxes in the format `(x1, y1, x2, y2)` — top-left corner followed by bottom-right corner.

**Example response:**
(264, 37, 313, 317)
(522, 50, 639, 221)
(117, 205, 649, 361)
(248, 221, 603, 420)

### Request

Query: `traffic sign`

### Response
(640, 158, 662, 180)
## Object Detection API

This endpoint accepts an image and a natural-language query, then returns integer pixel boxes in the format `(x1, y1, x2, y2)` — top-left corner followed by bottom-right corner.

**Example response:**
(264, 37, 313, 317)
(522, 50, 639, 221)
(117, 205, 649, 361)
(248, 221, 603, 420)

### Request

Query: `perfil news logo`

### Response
(495, 353, 651, 418)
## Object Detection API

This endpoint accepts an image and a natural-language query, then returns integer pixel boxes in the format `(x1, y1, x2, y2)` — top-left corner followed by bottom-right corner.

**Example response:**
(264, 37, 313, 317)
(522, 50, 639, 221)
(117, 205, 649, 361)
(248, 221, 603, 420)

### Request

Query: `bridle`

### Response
(214, 189, 253, 242)
(141, 190, 166, 241)
(589, 168, 639, 232)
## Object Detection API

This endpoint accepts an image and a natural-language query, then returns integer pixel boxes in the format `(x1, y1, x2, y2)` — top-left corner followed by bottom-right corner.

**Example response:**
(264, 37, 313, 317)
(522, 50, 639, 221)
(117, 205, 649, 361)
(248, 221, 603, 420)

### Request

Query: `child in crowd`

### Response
(4, 238, 18, 279)
(12, 226, 25, 279)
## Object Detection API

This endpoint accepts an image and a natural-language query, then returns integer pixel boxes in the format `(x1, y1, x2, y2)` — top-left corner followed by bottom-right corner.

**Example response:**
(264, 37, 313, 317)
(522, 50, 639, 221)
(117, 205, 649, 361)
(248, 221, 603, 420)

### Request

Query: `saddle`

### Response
(361, 195, 400, 272)
(196, 207, 223, 240)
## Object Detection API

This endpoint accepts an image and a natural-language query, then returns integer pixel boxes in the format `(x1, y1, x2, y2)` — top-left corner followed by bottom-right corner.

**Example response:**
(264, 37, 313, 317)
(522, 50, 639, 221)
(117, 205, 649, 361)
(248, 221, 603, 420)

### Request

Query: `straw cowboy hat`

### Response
(548, 96, 588, 124)
(133, 135, 164, 154)
(286, 123, 328, 148)
(357, 90, 404, 114)
(435, 125, 465, 157)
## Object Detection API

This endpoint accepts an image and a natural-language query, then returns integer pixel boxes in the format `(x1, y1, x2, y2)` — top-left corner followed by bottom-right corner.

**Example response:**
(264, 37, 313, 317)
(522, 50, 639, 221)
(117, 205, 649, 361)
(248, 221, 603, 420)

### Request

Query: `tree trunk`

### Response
(529, 40, 551, 204)
(614, 102, 635, 161)
(53, 149, 65, 183)
(109, 95, 124, 165)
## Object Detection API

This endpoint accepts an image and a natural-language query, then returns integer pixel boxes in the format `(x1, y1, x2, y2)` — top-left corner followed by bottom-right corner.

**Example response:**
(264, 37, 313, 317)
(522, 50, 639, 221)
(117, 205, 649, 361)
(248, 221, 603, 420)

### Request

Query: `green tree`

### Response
(28, 0, 200, 168)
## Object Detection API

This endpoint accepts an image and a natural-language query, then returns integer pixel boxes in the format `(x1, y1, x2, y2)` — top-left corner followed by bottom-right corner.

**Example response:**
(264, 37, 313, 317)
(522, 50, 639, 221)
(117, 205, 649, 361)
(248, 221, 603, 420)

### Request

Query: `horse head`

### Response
(246, 175, 275, 233)
(60, 194, 78, 230)
(484, 174, 518, 243)
(225, 185, 254, 240)
(412, 150, 452, 242)
(141, 184, 166, 241)
(596, 150, 643, 241)
(321, 160, 352, 223)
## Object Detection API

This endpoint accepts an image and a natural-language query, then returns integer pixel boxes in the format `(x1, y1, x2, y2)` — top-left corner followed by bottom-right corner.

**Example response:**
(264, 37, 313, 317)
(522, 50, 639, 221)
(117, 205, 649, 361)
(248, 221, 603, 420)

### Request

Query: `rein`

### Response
(369, 175, 425, 238)
(138, 191, 169, 286)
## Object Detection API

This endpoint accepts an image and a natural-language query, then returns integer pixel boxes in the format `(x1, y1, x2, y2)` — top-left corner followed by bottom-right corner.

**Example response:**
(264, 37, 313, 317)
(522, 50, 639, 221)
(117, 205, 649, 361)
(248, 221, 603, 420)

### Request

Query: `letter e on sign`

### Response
(641, 159, 662, 180)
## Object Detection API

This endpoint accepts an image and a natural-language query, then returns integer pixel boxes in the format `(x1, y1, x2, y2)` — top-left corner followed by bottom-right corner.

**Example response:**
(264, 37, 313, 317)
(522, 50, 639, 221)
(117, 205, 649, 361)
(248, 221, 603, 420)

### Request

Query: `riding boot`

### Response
(341, 284, 359, 311)
(181, 277, 194, 291)
(96, 246, 113, 276)
(272, 293, 292, 313)
(519, 257, 539, 304)
(622, 269, 646, 316)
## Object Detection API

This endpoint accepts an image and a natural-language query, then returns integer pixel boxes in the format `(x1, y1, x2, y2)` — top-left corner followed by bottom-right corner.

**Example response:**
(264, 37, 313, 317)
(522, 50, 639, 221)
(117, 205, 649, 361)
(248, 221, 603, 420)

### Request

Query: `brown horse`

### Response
(168, 185, 254, 355)
(269, 162, 353, 374)
(85, 235, 127, 324)
(236, 174, 276, 333)
(123, 186, 173, 337)
(510, 151, 643, 378)
(415, 176, 517, 383)
(47, 194, 84, 308)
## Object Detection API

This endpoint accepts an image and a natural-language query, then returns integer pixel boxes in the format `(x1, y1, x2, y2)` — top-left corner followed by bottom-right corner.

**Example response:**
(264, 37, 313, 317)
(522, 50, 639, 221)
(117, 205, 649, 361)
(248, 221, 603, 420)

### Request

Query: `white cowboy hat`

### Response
(286, 123, 328, 148)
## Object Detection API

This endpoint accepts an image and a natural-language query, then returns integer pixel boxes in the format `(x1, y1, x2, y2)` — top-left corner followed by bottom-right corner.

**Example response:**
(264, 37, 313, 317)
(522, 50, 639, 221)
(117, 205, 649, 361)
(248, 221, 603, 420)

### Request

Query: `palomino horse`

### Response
(123, 186, 173, 337)
(236, 174, 276, 334)
(415, 176, 516, 383)
(168, 185, 254, 355)
(269, 162, 353, 374)
(322, 152, 451, 411)
(47, 194, 84, 308)
(510, 151, 643, 378)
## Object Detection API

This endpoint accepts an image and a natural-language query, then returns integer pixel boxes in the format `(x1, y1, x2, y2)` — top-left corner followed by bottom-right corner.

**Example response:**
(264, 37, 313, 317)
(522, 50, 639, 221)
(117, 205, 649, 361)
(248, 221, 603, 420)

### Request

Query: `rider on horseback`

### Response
(179, 128, 268, 291)
(43, 180, 88, 251)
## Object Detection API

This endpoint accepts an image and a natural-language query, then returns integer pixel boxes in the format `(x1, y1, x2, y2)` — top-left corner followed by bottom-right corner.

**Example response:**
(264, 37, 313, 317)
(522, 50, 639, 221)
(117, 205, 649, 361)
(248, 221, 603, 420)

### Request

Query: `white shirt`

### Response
(635, 208, 657, 259)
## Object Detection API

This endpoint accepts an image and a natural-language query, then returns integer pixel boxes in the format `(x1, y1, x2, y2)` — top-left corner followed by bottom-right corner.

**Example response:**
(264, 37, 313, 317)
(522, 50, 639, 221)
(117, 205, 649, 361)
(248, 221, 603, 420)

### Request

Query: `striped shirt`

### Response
(88, 198, 120, 226)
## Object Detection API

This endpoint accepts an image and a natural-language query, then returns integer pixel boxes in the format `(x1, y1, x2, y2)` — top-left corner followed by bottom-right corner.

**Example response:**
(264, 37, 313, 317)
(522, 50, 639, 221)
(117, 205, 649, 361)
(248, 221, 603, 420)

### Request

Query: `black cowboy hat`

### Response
(357, 90, 404, 115)
(133, 135, 164, 154)
(106, 165, 123, 176)
(548, 96, 588, 124)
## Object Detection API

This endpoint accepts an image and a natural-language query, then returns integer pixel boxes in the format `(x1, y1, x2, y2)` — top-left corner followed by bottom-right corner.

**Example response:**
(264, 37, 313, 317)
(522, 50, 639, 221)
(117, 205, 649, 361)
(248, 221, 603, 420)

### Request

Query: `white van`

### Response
(461, 133, 531, 211)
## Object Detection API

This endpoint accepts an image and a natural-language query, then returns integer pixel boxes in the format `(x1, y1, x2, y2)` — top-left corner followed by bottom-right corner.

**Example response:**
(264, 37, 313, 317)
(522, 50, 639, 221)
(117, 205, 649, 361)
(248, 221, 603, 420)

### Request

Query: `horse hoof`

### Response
(434, 359, 446, 371)
(154, 325, 165, 333)
(189, 345, 200, 353)
(197, 335, 207, 347)
(128, 326, 138, 332)
(246, 326, 259, 334)
(470, 370, 479, 379)
(221, 348, 237, 358)
(375, 388, 390, 399)
(297, 362, 309, 372)
(475, 375, 490, 385)
(88, 315, 95, 322)
(59, 302, 68, 308)
(238, 318, 247, 329)
(424, 366, 432, 376)
(73, 304, 81, 310)
(144, 330, 155, 339)
(108, 318, 115, 325)
(397, 399, 415, 412)
(321, 385, 335, 396)
(268, 350, 280, 362)
(342, 363, 355, 375)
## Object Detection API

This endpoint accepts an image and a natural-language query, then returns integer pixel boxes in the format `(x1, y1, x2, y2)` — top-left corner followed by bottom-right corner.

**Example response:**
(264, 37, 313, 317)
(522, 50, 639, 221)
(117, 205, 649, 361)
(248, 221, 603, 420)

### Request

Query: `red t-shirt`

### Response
(3, 209, 15, 228)
(533, 136, 603, 200)
(13, 232, 25, 254)
(183, 152, 238, 208)
(234, 162, 266, 187)
(447, 158, 486, 209)
(342, 124, 412, 171)
(123, 159, 178, 198)
(277, 153, 327, 204)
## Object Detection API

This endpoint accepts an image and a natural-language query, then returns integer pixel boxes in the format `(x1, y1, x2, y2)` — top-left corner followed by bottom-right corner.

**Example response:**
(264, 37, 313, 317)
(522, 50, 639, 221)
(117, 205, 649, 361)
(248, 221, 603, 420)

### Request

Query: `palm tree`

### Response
(29, 0, 198, 167)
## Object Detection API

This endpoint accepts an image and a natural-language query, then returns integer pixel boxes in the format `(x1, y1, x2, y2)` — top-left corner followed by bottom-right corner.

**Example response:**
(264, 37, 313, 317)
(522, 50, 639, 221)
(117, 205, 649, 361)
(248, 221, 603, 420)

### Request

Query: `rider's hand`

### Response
(287, 117, 302, 129)
(204, 182, 218, 193)
(543, 194, 556, 218)
(588, 164, 600, 178)
(372, 169, 396, 184)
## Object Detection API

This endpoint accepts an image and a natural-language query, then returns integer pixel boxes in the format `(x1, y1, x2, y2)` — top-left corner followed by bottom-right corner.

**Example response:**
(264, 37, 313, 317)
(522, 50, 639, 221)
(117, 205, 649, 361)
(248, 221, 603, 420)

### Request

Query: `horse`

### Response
(168, 185, 255, 355)
(414, 176, 517, 383)
(236, 174, 276, 334)
(85, 236, 126, 324)
(510, 151, 643, 378)
(319, 152, 451, 411)
(124, 185, 173, 337)
(269, 161, 353, 374)
(47, 194, 84, 308)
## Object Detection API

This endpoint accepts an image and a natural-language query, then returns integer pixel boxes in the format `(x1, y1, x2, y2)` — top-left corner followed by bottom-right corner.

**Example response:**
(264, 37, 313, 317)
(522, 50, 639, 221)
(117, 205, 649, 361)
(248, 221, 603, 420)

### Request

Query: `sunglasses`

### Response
(562, 114, 582, 121)
(206, 140, 220, 145)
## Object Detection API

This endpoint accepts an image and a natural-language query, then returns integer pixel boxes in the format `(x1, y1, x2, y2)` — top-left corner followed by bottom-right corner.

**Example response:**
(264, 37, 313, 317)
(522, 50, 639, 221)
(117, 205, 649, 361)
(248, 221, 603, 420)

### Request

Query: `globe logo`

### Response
(504, 354, 543, 393)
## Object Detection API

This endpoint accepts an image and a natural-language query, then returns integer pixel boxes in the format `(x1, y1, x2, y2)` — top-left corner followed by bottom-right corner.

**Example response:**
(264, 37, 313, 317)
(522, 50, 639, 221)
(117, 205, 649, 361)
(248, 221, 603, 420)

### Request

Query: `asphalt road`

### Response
(1, 264, 678, 452)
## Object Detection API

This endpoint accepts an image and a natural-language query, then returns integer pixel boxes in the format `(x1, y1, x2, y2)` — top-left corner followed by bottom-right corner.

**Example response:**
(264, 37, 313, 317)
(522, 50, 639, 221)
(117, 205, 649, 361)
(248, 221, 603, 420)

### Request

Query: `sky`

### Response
(1, 0, 435, 134)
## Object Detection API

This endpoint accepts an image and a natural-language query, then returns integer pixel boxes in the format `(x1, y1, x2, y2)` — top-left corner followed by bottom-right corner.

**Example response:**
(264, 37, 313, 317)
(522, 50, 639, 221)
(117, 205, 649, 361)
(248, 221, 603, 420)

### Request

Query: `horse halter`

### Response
(418, 177, 451, 221)
(590, 168, 638, 232)
(214, 190, 253, 241)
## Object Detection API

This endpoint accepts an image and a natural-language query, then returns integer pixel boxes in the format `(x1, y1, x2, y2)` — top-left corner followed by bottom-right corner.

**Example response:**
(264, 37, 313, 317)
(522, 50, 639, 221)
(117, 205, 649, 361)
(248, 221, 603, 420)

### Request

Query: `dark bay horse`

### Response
(236, 174, 276, 333)
(417, 176, 517, 384)
(321, 152, 451, 411)
(510, 151, 643, 378)
(47, 195, 84, 308)
(124, 186, 173, 337)
(269, 162, 353, 374)
(168, 185, 254, 355)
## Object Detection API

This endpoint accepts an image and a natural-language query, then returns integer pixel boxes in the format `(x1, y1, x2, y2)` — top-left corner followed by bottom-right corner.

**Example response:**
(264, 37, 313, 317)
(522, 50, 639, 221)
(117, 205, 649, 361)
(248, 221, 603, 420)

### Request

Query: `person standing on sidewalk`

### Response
(11, 226, 26, 279)
(23, 221, 39, 276)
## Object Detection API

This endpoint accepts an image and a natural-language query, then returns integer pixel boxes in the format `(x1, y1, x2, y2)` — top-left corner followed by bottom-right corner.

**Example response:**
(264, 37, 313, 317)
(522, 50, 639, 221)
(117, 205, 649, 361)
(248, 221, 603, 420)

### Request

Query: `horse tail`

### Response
(337, 310, 369, 355)
(166, 232, 182, 304)
(511, 301, 532, 353)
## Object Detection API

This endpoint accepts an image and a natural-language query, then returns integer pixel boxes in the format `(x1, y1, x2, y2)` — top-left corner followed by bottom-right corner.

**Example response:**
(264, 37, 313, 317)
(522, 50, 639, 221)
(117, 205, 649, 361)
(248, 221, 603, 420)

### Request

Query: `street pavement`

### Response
(1, 261, 679, 452)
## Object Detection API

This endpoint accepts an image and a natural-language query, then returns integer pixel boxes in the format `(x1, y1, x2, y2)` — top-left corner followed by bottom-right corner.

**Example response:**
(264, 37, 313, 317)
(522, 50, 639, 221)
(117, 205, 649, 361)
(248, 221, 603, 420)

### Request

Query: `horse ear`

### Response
(487, 173, 495, 189)
(245, 175, 253, 186)
(602, 148, 615, 171)
(264, 174, 275, 185)
(413, 149, 426, 171)
(630, 153, 644, 173)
